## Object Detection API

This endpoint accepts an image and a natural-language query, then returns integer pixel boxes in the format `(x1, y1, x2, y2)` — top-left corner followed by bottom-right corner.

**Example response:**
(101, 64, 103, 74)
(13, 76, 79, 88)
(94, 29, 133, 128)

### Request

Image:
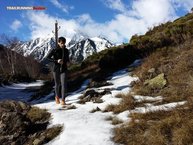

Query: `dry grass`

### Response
(113, 120, 148, 145)
(130, 109, 173, 121)
(103, 104, 116, 113)
(133, 41, 193, 104)
(111, 117, 124, 125)
(103, 93, 136, 114)
(27, 107, 51, 123)
(112, 40, 193, 145)
(27, 125, 63, 145)
(105, 116, 114, 121)
(113, 99, 193, 145)
(114, 93, 124, 98)
(105, 116, 123, 125)
(42, 126, 63, 143)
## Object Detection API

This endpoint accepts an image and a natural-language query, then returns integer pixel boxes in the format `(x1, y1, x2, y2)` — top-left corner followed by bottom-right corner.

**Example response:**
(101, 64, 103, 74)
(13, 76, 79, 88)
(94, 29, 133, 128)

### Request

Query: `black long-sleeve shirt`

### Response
(47, 47, 69, 73)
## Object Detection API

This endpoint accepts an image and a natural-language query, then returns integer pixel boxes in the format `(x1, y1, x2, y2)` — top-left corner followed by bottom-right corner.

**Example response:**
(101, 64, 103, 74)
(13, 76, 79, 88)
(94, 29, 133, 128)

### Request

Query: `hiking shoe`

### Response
(55, 96, 60, 104)
(61, 99, 66, 105)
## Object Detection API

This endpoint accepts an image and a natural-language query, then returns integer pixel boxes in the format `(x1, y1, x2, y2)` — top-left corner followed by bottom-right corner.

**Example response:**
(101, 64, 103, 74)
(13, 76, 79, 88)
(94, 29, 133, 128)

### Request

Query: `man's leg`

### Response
(53, 71, 61, 103)
(60, 72, 67, 104)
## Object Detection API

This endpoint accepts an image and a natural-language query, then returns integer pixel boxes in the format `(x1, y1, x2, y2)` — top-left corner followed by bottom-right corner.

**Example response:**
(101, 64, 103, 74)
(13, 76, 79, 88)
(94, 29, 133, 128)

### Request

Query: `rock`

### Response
(84, 89, 99, 97)
(84, 88, 112, 98)
(0, 100, 30, 136)
(0, 100, 31, 144)
(80, 88, 112, 103)
(95, 107, 101, 111)
(88, 80, 113, 88)
(0, 100, 58, 145)
(144, 73, 167, 89)
(0, 100, 30, 114)
(148, 68, 155, 73)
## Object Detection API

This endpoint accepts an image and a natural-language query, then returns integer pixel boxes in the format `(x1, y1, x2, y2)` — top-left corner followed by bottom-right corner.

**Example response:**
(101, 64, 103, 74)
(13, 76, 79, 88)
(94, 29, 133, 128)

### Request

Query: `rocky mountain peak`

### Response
(15, 34, 114, 63)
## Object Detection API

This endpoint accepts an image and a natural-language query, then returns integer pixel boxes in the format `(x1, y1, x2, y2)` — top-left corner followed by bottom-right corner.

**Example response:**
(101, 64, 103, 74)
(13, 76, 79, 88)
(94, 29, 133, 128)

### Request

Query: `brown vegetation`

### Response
(112, 12, 193, 145)
(113, 101, 193, 145)
(105, 116, 123, 125)
(0, 100, 62, 145)
(0, 43, 41, 84)
(133, 40, 193, 103)
(104, 93, 136, 114)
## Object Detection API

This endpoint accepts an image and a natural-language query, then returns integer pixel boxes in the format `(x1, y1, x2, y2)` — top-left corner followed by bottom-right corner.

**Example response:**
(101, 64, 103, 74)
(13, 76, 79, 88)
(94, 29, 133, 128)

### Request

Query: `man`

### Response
(47, 37, 69, 105)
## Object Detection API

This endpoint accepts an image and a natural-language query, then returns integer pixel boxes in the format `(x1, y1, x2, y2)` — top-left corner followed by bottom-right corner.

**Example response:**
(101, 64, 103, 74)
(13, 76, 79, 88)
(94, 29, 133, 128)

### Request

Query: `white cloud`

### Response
(103, 0, 127, 13)
(77, 14, 94, 24)
(26, 11, 147, 43)
(10, 20, 22, 31)
(26, 12, 78, 39)
(77, 0, 178, 42)
(26, 0, 193, 43)
(131, 0, 177, 25)
(107, 15, 147, 42)
(50, 0, 74, 13)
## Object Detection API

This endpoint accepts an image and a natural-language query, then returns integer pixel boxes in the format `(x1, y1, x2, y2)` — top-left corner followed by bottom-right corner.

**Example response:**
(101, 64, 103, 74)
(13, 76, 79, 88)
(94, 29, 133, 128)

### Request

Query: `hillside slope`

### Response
(111, 12, 193, 145)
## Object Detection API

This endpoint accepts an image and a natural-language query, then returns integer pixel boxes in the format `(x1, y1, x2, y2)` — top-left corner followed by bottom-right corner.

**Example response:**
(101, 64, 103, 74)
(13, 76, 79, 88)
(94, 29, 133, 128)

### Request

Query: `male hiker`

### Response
(47, 37, 70, 105)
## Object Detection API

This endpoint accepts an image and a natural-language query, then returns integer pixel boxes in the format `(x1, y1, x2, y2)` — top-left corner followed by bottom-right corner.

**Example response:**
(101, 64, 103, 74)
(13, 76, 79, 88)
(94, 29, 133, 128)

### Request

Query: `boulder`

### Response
(88, 80, 113, 88)
(0, 100, 61, 145)
(144, 73, 167, 89)
(80, 88, 112, 103)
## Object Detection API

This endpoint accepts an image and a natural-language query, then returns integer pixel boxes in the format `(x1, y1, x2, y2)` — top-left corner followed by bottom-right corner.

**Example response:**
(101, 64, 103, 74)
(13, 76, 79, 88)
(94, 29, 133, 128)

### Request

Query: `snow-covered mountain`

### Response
(16, 34, 114, 63)
(68, 35, 114, 62)
(16, 37, 55, 61)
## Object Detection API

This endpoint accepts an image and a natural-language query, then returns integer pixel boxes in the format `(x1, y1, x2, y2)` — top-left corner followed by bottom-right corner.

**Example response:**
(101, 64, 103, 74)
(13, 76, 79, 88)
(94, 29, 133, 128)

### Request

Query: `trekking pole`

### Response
(55, 20, 58, 48)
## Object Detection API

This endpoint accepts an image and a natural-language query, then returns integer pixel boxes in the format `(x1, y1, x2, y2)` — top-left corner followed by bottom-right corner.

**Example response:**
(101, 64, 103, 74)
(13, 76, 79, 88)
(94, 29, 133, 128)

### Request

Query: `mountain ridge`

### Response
(15, 34, 114, 63)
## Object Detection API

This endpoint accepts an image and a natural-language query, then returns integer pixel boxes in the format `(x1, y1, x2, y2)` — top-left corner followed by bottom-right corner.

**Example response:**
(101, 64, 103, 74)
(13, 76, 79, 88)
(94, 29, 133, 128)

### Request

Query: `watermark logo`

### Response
(6, 6, 46, 10)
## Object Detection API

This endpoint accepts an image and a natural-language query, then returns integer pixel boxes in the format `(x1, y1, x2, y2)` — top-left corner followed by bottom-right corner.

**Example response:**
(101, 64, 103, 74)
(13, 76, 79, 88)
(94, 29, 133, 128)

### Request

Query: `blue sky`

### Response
(1, 0, 193, 43)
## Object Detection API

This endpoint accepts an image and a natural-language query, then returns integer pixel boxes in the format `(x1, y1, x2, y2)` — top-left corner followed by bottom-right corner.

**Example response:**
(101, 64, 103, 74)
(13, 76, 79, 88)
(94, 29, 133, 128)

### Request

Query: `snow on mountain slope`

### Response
(0, 60, 186, 145)
(16, 34, 114, 63)
(34, 66, 186, 145)
(68, 36, 113, 62)
(18, 37, 55, 61)
(35, 68, 138, 145)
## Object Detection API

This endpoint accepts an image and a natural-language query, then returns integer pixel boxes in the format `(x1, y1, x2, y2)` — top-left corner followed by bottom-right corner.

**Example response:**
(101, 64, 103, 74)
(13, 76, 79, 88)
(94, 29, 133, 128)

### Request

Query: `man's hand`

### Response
(57, 59, 63, 64)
